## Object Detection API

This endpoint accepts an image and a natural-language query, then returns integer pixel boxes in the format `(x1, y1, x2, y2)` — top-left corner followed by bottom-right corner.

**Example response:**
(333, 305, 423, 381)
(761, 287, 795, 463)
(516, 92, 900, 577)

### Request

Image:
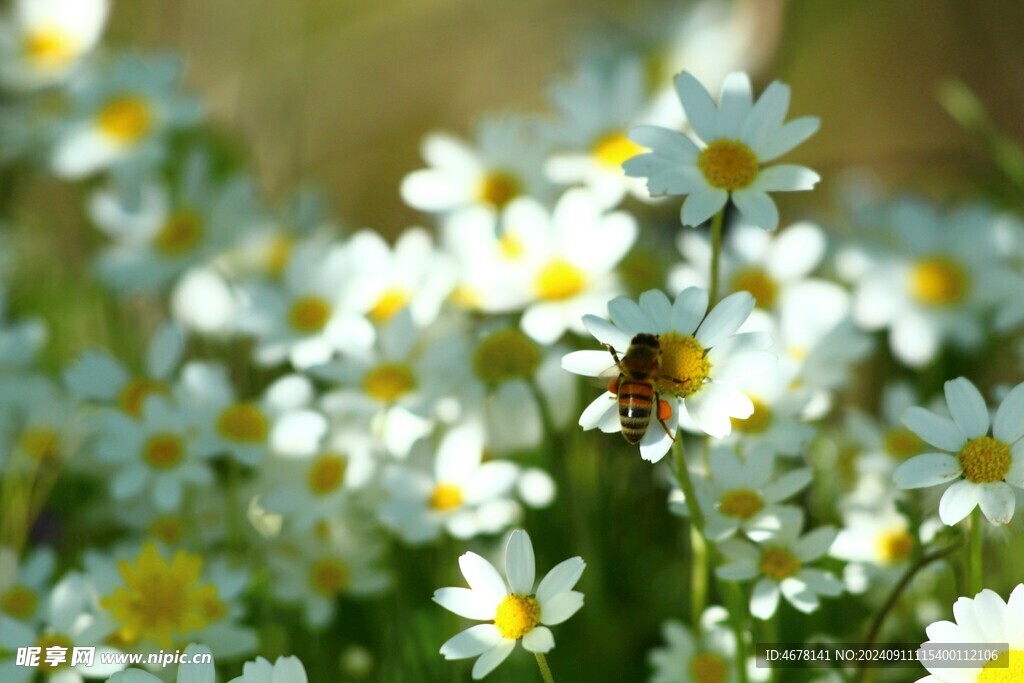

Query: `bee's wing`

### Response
(590, 363, 621, 391)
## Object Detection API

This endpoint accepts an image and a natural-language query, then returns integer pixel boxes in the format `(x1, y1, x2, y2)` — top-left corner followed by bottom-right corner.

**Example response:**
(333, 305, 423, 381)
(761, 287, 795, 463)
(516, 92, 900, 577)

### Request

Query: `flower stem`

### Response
(708, 209, 725, 305)
(671, 438, 749, 683)
(535, 652, 556, 683)
(968, 508, 983, 595)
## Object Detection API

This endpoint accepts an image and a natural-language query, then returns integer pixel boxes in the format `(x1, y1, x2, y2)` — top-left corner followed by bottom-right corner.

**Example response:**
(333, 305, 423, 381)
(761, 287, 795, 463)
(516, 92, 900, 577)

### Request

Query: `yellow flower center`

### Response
(154, 212, 203, 255)
(655, 333, 711, 398)
(142, 433, 185, 470)
(36, 633, 74, 670)
(733, 399, 772, 434)
(288, 296, 332, 333)
(1, 585, 39, 619)
(309, 558, 349, 595)
(149, 516, 184, 545)
(18, 428, 60, 462)
(958, 436, 1011, 484)
(534, 258, 587, 301)
(308, 453, 348, 495)
(265, 235, 293, 276)
(118, 378, 167, 418)
(362, 362, 417, 402)
(216, 403, 269, 444)
(101, 542, 220, 648)
(731, 267, 778, 308)
(494, 594, 541, 640)
(979, 650, 1024, 683)
(883, 427, 924, 459)
(719, 488, 765, 520)
(369, 288, 410, 323)
(875, 528, 914, 565)
(96, 96, 153, 144)
(698, 139, 759, 191)
(477, 172, 521, 209)
(430, 483, 464, 512)
(473, 328, 542, 386)
(499, 232, 525, 260)
(592, 130, 643, 169)
(760, 547, 802, 580)
(690, 652, 729, 683)
(23, 28, 76, 68)
(910, 257, 968, 306)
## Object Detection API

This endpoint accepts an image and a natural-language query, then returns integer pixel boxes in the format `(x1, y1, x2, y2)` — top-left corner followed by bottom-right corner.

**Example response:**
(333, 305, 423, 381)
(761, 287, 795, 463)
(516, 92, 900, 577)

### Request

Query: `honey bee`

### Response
(604, 333, 678, 444)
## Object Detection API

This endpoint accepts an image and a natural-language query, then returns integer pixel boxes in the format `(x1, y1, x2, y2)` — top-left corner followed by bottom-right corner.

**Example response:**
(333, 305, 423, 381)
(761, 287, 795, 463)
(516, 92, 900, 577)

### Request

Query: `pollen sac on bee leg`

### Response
(657, 398, 672, 422)
(607, 377, 620, 394)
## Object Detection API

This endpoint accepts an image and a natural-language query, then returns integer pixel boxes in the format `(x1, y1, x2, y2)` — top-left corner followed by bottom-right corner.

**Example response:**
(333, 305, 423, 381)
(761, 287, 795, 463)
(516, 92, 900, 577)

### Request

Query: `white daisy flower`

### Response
(544, 57, 677, 208)
(843, 199, 1017, 367)
(915, 583, 1024, 682)
(228, 655, 308, 683)
(379, 421, 519, 543)
(0, 546, 55, 628)
(648, 607, 763, 683)
(684, 444, 812, 542)
(49, 55, 202, 179)
(401, 117, 552, 220)
(717, 512, 841, 619)
(434, 529, 585, 679)
(0, 375, 87, 473)
(832, 502, 915, 592)
(0, 0, 109, 89)
(106, 644, 213, 683)
(562, 287, 774, 462)
(237, 239, 373, 370)
(623, 71, 820, 231)
(893, 377, 1024, 526)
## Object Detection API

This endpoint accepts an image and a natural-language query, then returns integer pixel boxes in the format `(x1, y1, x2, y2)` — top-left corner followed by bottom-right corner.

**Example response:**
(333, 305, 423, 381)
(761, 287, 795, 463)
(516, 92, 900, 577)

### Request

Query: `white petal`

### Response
(674, 71, 719, 142)
(521, 626, 555, 653)
(536, 557, 586, 604)
(780, 577, 820, 614)
(505, 530, 536, 595)
(434, 587, 498, 621)
(938, 480, 979, 526)
(464, 462, 519, 504)
(436, 422, 485, 482)
(731, 189, 779, 232)
(751, 164, 820, 192)
(628, 125, 699, 162)
(944, 378, 990, 439)
(579, 392, 617, 430)
(902, 407, 967, 452)
(761, 468, 813, 502)
(440, 625, 503, 659)
(581, 314, 631, 351)
(696, 291, 755, 348)
(177, 645, 215, 683)
(717, 561, 759, 581)
(671, 287, 709, 335)
(459, 553, 508, 609)
(750, 577, 780, 620)
(540, 590, 584, 625)
(893, 453, 963, 489)
(794, 527, 837, 562)
(607, 296, 655, 333)
(717, 72, 754, 138)
(1005, 453, 1024, 488)
(741, 81, 790, 149)
(472, 640, 516, 679)
(993, 382, 1024, 444)
(681, 188, 728, 228)
(686, 384, 753, 439)
(755, 117, 820, 162)
(977, 482, 1015, 526)
(146, 321, 185, 379)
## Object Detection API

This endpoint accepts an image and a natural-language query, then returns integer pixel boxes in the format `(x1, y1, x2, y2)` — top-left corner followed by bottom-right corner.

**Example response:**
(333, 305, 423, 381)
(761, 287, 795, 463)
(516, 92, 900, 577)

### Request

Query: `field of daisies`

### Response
(3, 0, 1024, 682)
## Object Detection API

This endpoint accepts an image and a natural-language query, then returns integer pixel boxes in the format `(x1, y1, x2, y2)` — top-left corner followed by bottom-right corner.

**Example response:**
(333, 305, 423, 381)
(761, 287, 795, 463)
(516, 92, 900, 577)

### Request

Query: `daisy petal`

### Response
(756, 117, 821, 162)
(639, 290, 674, 329)
(751, 165, 820, 192)
(608, 296, 655, 333)
(471, 640, 516, 680)
(622, 154, 706, 196)
(581, 314, 631, 351)
(944, 378, 990, 439)
(459, 553, 508, 609)
(521, 626, 555, 653)
(674, 72, 719, 142)
(671, 287, 709, 334)
(540, 590, 584, 625)
(434, 587, 498, 621)
(440, 625, 503, 659)
(696, 291, 756, 348)
(561, 350, 613, 378)
(536, 557, 586, 604)
(993, 382, 1024, 444)
(731, 189, 779, 231)
(579, 392, 616, 430)
(893, 453, 963, 489)
(741, 80, 790, 148)
(781, 577, 819, 613)
(793, 527, 836, 562)
(680, 188, 728, 228)
(627, 125, 700, 162)
(717, 72, 753, 138)
(505, 530, 536, 595)
(938, 480, 979, 526)
(902, 407, 967, 452)
(750, 577, 780, 620)
(977, 482, 1015, 525)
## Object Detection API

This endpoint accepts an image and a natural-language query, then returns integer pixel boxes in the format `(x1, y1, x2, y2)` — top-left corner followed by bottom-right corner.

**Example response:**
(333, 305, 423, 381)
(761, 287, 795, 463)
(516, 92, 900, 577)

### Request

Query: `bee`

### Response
(605, 333, 678, 444)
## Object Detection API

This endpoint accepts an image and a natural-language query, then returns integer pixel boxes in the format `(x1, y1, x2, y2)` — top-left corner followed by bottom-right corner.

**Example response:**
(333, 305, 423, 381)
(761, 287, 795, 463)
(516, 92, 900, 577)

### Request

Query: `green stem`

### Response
(968, 508, 983, 595)
(671, 438, 748, 683)
(708, 209, 725, 305)
(535, 652, 555, 683)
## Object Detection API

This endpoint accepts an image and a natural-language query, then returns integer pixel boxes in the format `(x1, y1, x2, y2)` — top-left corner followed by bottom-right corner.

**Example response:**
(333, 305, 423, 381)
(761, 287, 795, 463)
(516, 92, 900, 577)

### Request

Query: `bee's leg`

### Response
(655, 393, 676, 442)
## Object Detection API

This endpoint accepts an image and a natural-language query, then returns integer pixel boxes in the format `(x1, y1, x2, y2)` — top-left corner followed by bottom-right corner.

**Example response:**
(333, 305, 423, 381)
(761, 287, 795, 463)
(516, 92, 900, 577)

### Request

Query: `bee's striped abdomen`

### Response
(617, 377, 654, 444)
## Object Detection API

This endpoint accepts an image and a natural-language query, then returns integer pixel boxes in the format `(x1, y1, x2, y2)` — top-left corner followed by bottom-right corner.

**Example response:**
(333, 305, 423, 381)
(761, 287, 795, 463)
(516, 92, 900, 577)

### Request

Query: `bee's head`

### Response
(630, 333, 659, 348)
